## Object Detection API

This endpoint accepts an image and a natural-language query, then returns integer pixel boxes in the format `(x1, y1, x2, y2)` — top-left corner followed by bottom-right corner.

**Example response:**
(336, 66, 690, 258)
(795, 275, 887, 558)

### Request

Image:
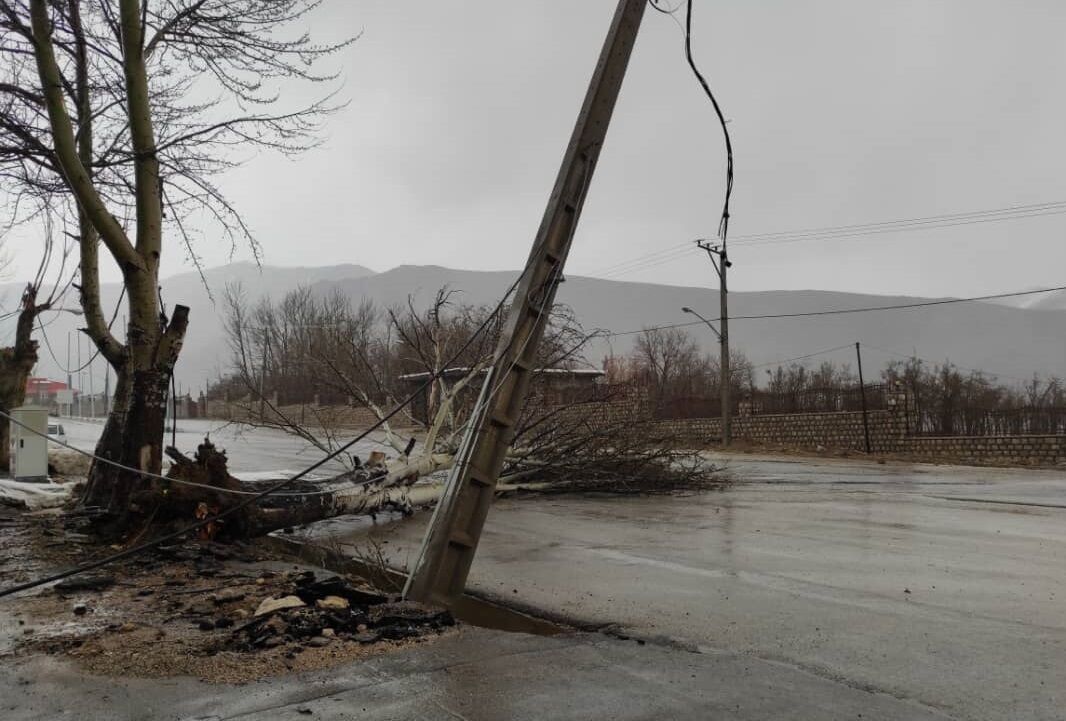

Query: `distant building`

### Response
(25, 377, 73, 407)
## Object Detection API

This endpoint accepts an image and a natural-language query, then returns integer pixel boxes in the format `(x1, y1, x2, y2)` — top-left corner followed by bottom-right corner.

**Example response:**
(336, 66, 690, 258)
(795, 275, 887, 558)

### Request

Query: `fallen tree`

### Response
(108, 286, 719, 542)
(149, 393, 712, 541)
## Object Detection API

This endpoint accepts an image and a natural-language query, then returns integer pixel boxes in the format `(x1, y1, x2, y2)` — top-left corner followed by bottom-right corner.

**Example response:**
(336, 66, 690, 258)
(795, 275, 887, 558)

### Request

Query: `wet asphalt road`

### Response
(61, 417, 382, 477)
(35, 422, 1066, 719)
(312, 452, 1066, 721)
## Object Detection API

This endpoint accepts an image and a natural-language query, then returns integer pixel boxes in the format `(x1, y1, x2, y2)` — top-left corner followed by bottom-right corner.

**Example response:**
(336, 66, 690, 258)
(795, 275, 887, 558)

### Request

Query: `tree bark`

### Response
(82, 305, 189, 522)
(81, 366, 130, 507)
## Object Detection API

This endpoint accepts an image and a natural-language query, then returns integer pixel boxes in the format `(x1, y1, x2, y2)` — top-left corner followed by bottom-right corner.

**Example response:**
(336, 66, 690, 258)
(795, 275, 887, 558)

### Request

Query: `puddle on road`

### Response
(263, 535, 569, 637)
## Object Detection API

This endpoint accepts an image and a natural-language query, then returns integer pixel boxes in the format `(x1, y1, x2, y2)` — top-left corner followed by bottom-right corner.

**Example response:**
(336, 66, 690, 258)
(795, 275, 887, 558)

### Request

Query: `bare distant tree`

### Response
(631, 327, 753, 412)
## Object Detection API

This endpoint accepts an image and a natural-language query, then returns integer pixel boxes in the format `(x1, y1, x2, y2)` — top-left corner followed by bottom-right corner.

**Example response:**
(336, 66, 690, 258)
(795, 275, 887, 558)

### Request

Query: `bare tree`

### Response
(630, 327, 753, 415)
(0, 1, 350, 525)
(0, 216, 76, 471)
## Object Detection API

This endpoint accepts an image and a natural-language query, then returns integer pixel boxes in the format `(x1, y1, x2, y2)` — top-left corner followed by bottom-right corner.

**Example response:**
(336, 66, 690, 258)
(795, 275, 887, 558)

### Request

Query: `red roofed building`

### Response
(25, 377, 72, 405)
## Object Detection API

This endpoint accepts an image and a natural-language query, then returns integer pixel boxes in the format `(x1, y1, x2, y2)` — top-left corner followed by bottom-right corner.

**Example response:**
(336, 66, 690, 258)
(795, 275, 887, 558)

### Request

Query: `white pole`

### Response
(89, 358, 95, 418)
(76, 335, 82, 418)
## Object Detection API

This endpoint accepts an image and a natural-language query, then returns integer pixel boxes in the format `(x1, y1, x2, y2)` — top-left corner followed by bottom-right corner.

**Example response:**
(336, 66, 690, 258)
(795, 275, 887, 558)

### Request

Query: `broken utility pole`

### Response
(404, 0, 649, 606)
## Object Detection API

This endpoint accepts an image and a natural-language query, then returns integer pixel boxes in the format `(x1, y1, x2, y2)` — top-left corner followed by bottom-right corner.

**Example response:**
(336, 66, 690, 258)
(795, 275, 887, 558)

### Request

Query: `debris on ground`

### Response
(47, 448, 92, 477)
(53, 574, 115, 594)
(0, 479, 76, 510)
(254, 594, 305, 617)
(0, 513, 456, 683)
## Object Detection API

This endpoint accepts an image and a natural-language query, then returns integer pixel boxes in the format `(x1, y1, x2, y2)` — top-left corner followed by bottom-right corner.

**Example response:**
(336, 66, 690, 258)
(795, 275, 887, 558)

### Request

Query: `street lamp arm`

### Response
(681, 307, 721, 341)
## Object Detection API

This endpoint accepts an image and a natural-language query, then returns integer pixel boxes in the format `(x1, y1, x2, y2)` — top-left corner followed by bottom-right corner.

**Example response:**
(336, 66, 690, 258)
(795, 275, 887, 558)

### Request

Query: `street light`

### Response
(681, 306, 731, 445)
(681, 306, 721, 340)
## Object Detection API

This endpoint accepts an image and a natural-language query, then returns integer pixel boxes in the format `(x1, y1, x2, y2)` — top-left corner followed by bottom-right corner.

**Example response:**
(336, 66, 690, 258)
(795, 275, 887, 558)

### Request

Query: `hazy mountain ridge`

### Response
(3, 262, 1064, 392)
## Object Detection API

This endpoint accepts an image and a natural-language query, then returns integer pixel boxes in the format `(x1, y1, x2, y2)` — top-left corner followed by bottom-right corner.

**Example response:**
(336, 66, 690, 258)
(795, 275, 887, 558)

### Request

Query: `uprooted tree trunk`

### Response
(152, 440, 437, 539)
(148, 284, 715, 543)
(150, 418, 712, 543)
(135, 379, 714, 544)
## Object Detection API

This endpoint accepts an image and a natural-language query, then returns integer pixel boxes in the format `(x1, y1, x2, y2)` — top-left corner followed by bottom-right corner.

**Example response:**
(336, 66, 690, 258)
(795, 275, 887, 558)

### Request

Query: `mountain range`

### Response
(2, 262, 1064, 392)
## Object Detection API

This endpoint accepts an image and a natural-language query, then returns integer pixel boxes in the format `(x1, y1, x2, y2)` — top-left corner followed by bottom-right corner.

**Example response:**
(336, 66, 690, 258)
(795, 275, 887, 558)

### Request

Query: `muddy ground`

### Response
(0, 509, 455, 684)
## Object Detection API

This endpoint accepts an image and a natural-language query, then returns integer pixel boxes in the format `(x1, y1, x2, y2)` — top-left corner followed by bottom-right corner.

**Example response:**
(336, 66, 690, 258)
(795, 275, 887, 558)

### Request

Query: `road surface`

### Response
(44, 422, 1066, 719)
(311, 452, 1066, 721)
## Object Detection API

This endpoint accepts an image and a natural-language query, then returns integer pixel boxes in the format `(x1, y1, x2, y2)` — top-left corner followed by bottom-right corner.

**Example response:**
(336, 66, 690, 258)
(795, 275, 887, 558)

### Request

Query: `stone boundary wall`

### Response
(653, 409, 906, 453)
(528, 385, 648, 432)
(902, 435, 1066, 466)
(654, 399, 1066, 466)
(207, 389, 1066, 466)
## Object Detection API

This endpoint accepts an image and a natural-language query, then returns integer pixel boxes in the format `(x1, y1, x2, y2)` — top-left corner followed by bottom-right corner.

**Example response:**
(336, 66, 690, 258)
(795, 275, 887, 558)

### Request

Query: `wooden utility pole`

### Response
(697, 239, 732, 445)
(404, 0, 648, 606)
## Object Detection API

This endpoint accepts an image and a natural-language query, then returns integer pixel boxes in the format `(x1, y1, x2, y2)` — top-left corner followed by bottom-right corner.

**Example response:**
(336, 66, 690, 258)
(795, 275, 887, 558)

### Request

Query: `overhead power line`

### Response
(590, 242, 691, 278)
(750, 343, 854, 370)
(604, 284, 1066, 337)
(596, 245, 697, 280)
(732, 203, 1066, 248)
(730, 199, 1066, 245)
(577, 199, 1066, 281)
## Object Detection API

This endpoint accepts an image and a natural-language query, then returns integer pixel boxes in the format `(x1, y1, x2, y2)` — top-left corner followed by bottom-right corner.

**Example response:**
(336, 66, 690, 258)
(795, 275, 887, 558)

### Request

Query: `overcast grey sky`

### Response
(7, 0, 1066, 296)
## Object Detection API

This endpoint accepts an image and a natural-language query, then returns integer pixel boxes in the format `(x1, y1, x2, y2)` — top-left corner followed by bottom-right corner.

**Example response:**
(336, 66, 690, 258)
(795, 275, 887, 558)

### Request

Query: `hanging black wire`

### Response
(650, 0, 735, 243)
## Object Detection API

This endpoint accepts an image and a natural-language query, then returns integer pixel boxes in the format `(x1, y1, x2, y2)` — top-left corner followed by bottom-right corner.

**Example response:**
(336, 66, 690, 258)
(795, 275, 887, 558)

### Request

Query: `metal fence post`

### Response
(855, 342, 872, 453)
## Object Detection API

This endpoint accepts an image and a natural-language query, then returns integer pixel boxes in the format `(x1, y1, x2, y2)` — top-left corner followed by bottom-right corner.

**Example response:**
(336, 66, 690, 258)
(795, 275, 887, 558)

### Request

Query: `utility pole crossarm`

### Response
(404, 0, 649, 607)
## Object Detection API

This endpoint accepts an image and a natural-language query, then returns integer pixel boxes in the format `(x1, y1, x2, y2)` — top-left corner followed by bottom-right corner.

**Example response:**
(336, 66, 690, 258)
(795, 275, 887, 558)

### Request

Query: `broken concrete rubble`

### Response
(230, 581, 452, 653)
(1, 511, 457, 682)
(315, 595, 349, 610)
(254, 595, 306, 617)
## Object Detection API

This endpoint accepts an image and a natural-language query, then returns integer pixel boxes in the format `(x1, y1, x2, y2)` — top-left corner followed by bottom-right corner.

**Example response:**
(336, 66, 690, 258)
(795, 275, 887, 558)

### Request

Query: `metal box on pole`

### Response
(10, 405, 49, 482)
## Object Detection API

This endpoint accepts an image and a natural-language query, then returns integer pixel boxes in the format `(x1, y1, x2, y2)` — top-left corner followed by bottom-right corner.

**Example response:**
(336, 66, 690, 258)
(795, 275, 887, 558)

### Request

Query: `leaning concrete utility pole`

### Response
(697, 239, 732, 445)
(404, 0, 648, 606)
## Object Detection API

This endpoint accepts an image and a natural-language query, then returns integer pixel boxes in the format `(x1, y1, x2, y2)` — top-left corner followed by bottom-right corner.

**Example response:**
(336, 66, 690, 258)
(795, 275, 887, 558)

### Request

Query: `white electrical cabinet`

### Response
(10, 405, 49, 482)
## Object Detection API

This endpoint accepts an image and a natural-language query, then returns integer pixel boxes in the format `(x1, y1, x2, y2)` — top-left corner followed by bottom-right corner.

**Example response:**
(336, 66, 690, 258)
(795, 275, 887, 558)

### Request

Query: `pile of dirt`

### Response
(3, 525, 456, 683)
